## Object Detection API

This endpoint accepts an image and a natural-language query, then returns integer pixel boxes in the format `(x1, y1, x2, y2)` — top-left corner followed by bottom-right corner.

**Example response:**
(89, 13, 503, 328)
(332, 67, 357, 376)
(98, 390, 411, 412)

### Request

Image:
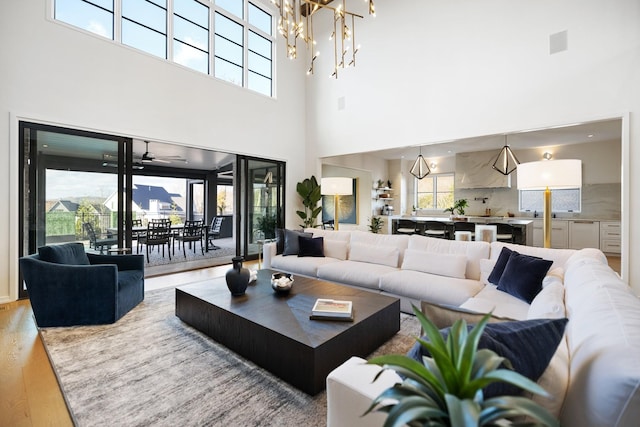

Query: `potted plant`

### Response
(368, 216, 384, 234)
(255, 212, 277, 239)
(365, 307, 558, 426)
(296, 176, 322, 228)
(444, 198, 469, 220)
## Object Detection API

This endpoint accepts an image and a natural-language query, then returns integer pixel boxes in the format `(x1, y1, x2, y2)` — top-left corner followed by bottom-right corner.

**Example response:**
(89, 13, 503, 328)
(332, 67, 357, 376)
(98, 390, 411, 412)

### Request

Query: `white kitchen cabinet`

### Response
(532, 220, 568, 249)
(568, 220, 600, 249)
(600, 221, 622, 254)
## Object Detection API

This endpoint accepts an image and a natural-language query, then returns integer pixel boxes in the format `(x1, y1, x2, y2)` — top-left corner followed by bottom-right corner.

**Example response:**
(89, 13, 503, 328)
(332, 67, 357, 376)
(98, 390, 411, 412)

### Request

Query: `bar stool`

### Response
(423, 221, 450, 239)
(454, 221, 476, 240)
(475, 224, 497, 242)
(394, 219, 419, 235)
(454, 231, 473, 241)
(489, 223, 515, 243)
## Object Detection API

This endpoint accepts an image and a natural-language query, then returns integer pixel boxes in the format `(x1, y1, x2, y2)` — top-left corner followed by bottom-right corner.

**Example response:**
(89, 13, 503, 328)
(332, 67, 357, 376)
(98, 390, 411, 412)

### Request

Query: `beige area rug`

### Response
(40, 285, 421, 426)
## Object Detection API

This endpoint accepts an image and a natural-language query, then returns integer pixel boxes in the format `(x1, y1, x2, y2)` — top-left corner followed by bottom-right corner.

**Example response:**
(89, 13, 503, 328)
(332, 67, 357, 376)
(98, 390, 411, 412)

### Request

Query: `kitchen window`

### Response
(519, 188, 582, 213)
(415, 173, 454, 211)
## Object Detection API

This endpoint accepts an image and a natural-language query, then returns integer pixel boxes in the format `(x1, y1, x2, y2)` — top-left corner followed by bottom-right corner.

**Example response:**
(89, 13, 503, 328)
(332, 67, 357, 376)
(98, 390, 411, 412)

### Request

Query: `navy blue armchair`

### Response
(19, 242, 145, 327)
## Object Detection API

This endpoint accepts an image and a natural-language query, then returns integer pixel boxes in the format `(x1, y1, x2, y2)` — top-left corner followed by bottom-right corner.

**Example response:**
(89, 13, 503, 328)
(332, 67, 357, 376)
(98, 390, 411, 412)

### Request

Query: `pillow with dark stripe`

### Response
(407, 318, 568, 398)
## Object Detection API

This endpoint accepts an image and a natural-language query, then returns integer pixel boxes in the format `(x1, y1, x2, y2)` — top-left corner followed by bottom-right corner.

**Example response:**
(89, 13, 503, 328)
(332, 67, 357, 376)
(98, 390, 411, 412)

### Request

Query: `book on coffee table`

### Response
(310, 299, 354, 321)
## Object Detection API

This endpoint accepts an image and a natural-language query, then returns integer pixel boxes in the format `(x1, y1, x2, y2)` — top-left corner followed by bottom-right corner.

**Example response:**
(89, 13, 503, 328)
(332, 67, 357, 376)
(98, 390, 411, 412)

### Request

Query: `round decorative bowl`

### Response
(271, 272, 294, 294)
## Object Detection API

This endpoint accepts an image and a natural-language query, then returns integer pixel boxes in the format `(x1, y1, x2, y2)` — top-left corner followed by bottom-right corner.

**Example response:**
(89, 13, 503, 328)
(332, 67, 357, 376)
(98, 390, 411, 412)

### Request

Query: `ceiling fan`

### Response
(139, 141, 187, 164)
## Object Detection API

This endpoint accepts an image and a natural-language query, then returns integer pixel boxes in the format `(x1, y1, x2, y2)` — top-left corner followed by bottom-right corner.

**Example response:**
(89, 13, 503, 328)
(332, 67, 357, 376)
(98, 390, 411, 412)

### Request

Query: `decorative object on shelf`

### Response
(271, 0, 376, 78)
(368, 216, 383, 234)
(376, 179, 384, 189)
(321, 177, 355, 230)
(271, 272, 294, 294)
(492, 134, 520, 176)
(365, 306, 560, 426)
(296, 175, 322, 228)
(517, 159, 582, 248)
(225, 256, 250, 296)
(410, 146, 431, 179)
(443, 198, 469, 219)
(387, 180, 392, 188)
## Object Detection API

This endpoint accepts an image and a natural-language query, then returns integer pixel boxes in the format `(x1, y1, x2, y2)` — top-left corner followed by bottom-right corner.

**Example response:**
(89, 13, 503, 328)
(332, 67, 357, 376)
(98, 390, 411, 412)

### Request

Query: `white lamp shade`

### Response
(321, 177, 353, 195)
(517, 159, 582, 190)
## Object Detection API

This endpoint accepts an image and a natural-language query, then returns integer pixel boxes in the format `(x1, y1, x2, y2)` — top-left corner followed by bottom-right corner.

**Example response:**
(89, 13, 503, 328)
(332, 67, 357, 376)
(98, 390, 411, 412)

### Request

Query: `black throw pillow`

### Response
(298, 236, 324, 257)
(487, 246, 513, 285)
(282, 229, 313, 256)
(497, 251, 553, 303)
(407, 318, 568, 398)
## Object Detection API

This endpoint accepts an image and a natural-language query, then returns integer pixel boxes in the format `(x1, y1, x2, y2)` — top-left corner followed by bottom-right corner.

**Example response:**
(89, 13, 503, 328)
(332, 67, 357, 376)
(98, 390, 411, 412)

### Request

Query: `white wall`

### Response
(307, 0, 639, 292)
(0, 1, 307, 302)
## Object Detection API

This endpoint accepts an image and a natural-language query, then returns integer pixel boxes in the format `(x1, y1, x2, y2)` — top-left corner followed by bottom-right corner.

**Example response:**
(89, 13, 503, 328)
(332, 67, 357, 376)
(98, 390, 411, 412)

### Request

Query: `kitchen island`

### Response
(386, 216, 533, 246)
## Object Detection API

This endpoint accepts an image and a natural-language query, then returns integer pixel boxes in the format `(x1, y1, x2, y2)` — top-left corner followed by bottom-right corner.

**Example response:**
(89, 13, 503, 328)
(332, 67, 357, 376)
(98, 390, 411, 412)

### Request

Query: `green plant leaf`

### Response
(481, 395, 559, 426)
(384, 396, 448, 427)
(445, 394, 480, 426)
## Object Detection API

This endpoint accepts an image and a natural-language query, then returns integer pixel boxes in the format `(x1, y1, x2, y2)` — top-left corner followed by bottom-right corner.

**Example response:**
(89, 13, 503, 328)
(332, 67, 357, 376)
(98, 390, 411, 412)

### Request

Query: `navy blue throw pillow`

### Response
(487, 247, 512, 285)
(298, 236, 324, 257)
(407, 318, 568, 398)
(497, 251, 553, 303)
(282, 229, 313, 256)
(275, 228, 285, 255)
(38, 243, 90, 265)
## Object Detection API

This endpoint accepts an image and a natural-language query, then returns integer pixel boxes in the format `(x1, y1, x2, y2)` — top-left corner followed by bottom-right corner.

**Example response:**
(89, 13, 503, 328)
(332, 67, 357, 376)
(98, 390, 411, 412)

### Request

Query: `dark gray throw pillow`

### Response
(298, 236, 324, 257)
(275, 228, 285, 255)
(487, 246, 512, 285)
(38, 242, 90, 265)
(407, 318, 568, 398)
(282, 229, 313, 256)
(497, 251, 553, 303)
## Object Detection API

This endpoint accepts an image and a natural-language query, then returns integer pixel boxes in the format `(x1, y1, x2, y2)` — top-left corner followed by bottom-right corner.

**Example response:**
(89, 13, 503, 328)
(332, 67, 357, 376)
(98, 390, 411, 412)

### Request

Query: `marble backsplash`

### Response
(455, 183, 621, 220)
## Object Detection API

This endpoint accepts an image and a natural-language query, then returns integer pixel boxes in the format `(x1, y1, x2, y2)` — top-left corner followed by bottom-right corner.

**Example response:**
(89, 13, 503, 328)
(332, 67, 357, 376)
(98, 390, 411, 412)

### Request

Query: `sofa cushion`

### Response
(420, 301, 515, 329)
(350, 231, 409, 266)
(38, 243, 90, 265)
(282, 229, 312, 256)
(490, 241, 575, 271)
(298, 236, 324, 257)
(349, 242, 399, 268)
(461, 284, 531, 321)
(407, 318, 568, 398)
(527, 281, 565, 320)
(379, 270, 483, 306)
(401, 249, 467, 279)
(408, 234, 490, 281)
(270, 254, 341, 277)
(323, 239, 348, 260)
(497, 251, 553, 303)
(317, 260, 396, 290)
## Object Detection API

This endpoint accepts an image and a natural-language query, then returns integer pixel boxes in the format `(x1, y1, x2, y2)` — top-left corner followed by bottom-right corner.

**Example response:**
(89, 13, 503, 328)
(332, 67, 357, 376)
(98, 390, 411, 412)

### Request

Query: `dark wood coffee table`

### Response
(175, 269, 400, 395)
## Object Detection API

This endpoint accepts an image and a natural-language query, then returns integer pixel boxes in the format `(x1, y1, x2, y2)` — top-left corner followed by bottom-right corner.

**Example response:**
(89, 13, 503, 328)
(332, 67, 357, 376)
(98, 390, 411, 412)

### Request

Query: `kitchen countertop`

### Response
(388, 216, 533, 225)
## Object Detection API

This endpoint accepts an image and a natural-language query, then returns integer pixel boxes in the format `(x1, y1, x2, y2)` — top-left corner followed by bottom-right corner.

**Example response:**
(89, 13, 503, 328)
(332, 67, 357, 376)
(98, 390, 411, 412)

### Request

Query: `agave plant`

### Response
(365, 306, 559, 427)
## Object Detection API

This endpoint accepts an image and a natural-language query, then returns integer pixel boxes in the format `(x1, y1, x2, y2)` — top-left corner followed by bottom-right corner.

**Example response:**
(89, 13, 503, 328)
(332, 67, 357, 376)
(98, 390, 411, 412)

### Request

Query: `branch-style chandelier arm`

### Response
(272, 0, 371, 78)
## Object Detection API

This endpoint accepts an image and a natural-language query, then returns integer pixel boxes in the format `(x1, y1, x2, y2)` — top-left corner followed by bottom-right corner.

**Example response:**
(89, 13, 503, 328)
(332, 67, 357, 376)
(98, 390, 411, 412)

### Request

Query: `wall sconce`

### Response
(429, 161, 437, 170)
(543, 152, 553, 160)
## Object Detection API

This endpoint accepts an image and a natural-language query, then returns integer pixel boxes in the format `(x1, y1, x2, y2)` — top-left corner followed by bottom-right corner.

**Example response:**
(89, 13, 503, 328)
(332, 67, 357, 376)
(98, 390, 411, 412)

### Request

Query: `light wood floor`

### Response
(0, 256, 620, 426)
(0, 261, 251, 427)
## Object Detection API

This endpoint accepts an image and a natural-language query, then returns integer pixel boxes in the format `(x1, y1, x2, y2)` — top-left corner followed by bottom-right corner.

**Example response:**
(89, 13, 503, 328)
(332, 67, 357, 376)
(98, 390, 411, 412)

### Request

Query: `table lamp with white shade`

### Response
(517, 159, 582, 248)
(320, 177, 353, 230)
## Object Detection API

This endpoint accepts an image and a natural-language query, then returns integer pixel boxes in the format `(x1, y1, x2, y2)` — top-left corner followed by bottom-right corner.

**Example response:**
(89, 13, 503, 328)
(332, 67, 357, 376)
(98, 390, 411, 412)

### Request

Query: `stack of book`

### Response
(310, 298, 354, 321)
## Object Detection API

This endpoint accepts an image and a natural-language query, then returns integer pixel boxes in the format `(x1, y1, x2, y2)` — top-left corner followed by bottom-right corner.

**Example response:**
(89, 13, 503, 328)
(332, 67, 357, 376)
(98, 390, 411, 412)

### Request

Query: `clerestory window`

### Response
(53, 0, 274, 97)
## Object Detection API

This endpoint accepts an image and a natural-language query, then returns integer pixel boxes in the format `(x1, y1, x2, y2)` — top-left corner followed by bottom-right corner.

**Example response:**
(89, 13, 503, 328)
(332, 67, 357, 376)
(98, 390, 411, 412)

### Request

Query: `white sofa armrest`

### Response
(262, 241, 277, 269)
(326, 356, 401, 427)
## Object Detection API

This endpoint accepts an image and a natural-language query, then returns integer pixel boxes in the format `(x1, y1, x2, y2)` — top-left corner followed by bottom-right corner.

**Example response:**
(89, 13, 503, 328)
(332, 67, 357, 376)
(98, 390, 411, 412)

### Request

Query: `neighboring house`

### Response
(103, 184, 184, 222)
(47, 200, 80, 213)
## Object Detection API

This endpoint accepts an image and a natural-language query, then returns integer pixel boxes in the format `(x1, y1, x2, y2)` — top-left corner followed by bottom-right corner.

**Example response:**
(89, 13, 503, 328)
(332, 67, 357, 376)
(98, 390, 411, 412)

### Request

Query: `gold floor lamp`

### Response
(517, 159, 582, 248)
(320, 177, 353, 231)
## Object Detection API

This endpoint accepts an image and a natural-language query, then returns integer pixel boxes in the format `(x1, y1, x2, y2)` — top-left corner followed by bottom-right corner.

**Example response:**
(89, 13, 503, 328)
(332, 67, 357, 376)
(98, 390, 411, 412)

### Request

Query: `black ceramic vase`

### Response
(226, 256, 250, 296)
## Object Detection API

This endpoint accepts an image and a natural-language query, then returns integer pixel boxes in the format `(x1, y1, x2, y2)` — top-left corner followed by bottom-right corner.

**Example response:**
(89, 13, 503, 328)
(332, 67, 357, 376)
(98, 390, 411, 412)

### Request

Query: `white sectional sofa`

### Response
(263, 228, 640, 426)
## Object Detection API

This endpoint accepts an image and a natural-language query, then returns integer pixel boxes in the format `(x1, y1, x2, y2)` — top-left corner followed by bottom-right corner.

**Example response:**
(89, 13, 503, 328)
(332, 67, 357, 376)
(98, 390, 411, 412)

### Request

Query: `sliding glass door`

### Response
(237, 157, 285, 261)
